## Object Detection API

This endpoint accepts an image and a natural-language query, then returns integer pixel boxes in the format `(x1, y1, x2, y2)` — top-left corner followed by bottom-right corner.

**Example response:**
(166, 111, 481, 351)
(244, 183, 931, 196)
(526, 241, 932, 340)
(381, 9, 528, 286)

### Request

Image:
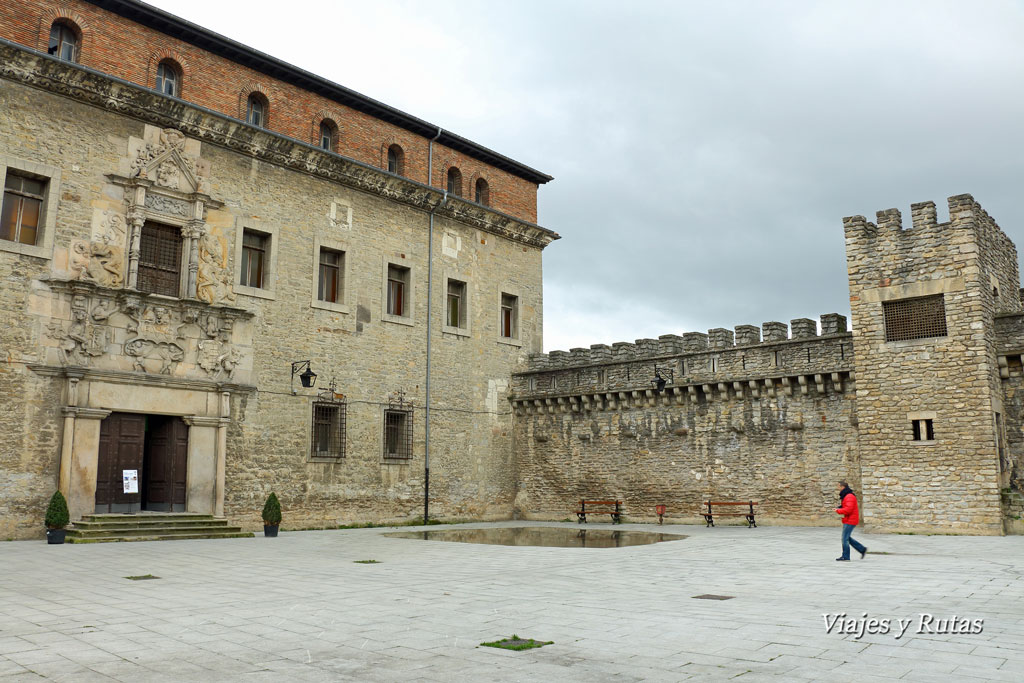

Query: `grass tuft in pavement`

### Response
(480, 634, 553, 651)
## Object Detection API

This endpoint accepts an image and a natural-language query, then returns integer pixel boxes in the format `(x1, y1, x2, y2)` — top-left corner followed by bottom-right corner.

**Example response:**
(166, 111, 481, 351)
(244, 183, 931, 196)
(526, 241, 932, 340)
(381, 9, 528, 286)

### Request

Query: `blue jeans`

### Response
(841, 523, 866, 559)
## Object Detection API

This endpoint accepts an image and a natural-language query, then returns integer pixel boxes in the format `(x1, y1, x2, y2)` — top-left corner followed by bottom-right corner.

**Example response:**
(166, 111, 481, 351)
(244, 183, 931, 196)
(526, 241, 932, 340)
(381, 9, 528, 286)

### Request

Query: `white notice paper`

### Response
(123, 470, 138, 494)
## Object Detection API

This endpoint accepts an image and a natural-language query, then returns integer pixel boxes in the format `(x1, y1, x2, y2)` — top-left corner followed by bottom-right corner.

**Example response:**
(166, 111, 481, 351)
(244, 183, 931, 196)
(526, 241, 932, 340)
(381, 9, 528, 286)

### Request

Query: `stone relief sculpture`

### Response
(69, 240, 124, 287)
(124, 338, 185, 375)
(49, 296, 108, 365)
(196, 232, 235, 304)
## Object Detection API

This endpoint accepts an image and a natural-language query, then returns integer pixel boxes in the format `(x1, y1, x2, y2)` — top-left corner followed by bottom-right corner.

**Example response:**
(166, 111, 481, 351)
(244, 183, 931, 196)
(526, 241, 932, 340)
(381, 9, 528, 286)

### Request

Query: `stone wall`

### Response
(511, 315, 859, 524)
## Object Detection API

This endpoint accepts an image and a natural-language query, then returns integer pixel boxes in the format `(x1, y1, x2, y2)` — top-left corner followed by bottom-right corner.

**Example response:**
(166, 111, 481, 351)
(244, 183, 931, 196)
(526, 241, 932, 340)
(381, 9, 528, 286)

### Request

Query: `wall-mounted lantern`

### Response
(291, 360, 317, 394)
(651, 366, 673, 393)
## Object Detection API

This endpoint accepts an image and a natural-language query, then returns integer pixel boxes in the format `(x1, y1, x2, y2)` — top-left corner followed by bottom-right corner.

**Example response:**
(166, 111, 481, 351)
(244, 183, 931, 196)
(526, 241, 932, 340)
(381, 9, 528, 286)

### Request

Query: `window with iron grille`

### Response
(240, 230, 268, 288)
(137, 222, 182, 296)
(311, 400, 346, 459)
(883, 295, 947, 342)
(318, 248, 343, 303)
(2, 174, 45, 246)
(384, 409, 413, 460)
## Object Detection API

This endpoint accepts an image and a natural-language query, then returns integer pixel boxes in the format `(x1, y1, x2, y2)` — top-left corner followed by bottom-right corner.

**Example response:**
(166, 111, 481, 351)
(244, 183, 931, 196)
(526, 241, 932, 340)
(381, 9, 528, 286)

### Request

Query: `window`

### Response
(447, 167, 463, 196)
(319, 121, 336, 151)
(387, 264, 409, 317)
(475, 178, 489, 206)
(500, 293, 518, 338)
(2, 174, 45, 246)
(240, 230, 267, 288)
(246, 94, 266, 128)
(383, 409, 413, 460)
(48, 21, 79, 62)
(387, 145, 404, 175)
(155, 61, 180, 97)
(883, 295, 947, 342)
(318, 248, 344, 303)
(911, 418, 934, 442)
(137, 222, 182, 296)
(446, 279, 467, 329)
(311, 400, 346, 459)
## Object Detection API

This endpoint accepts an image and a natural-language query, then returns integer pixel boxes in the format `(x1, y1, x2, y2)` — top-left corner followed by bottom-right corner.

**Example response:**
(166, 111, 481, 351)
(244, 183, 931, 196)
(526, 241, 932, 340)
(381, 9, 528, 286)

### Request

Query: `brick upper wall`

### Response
(0, 0, 542, 223)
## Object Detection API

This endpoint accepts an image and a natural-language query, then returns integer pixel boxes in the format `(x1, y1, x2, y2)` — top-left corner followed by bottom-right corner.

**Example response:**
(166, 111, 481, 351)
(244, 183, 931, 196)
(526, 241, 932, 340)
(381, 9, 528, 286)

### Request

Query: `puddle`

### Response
(383, 526, 686, 548)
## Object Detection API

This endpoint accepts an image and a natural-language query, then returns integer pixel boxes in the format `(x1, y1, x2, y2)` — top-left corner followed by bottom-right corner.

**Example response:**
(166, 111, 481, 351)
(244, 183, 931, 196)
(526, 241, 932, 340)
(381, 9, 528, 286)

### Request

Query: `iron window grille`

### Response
(384, 409, 413, 460)
(883, 295, 948, 342)
(311, 399, 346, 459)
(137, 222, 182, 296)
(2, 174, 45, 246)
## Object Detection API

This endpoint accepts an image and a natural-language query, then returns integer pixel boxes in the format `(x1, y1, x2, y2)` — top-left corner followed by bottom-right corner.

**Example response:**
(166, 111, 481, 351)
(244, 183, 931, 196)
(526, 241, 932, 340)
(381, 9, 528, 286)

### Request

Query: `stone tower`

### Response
(844, 195, 1019, 534)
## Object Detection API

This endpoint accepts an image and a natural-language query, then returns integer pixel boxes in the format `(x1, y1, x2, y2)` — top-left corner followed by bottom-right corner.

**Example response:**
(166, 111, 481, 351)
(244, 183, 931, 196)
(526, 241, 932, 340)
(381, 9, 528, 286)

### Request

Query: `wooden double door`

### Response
(95, 413, 188, 512)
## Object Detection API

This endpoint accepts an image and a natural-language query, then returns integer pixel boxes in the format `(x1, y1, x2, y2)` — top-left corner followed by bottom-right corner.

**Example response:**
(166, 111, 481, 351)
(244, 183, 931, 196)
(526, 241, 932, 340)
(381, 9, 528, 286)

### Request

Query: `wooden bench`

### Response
(577, 500, 623, 524)
(702, 501, 757, 528)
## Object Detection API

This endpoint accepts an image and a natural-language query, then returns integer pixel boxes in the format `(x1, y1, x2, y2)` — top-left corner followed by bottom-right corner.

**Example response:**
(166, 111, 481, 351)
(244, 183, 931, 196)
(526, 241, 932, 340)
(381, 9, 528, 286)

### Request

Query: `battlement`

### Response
(525, 313, 848, 371)
(843, 194, 1012, 242)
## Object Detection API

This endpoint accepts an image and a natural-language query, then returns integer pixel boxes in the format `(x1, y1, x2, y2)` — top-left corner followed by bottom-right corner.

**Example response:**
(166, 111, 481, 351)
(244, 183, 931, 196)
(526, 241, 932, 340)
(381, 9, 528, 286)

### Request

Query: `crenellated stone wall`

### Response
(511, 315, 859, 524)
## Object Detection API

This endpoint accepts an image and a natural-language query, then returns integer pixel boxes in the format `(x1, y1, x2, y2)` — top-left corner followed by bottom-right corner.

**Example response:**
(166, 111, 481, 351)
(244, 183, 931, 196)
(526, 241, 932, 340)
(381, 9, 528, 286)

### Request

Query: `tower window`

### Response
(319, 120, 337, 151)
(387, 145, 404, 175)
(475, 178, 489, 206)
(246, 94, 267, 128)
(883, 295, 948, 342)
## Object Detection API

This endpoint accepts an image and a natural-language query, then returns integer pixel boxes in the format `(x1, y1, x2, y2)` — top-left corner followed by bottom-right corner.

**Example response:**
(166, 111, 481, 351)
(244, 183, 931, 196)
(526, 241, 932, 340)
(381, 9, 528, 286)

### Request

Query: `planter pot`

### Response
(46, 529, 67, 544)
(263, 524, 279, 537)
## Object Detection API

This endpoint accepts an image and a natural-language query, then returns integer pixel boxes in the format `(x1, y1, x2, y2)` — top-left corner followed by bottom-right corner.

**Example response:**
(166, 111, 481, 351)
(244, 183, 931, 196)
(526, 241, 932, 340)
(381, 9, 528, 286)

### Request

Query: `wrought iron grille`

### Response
(311, 400, 346, 459)
(138, 222, 182, 296)
(883, 295, 947, 342)
(384, 409, 413, 460)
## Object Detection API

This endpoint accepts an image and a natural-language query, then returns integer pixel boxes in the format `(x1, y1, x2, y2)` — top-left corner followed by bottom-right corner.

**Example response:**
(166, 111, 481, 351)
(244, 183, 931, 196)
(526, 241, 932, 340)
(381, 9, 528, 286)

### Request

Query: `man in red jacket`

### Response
(835, 480, 867, 561)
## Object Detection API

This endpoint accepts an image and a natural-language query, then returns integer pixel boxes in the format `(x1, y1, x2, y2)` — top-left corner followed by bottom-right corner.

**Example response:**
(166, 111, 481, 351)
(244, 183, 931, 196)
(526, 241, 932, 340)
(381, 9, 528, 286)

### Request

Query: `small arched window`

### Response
(246, 93, 267, 128)
(48, 21, 80, 63)
(155, 61, 180, 97)
(319, 120, 337, 151)
(447, 167, 463, 197)
(387, 144, 404, 175)
(475, 178, 490, 206)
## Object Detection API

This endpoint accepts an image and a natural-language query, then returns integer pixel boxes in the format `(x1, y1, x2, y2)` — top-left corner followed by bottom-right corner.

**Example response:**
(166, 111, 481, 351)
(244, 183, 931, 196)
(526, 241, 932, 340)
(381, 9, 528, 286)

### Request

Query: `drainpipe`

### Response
(425, 127, 443, 525)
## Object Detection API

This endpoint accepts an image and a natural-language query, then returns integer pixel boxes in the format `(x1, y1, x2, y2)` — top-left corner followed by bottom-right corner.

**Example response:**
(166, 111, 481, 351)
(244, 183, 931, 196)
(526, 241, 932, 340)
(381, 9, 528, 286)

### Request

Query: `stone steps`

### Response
(66, 513, 253, 543)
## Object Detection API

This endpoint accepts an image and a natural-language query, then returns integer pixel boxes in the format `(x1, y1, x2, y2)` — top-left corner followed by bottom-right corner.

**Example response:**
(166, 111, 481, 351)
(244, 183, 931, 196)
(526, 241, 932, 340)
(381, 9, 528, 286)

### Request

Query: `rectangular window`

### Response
(311, 401, 346, 459)
(883, 295, 948, 342)
(911, 418, 935, 441)
(137, 222, 182, 296)
(447, 279, 467, 328)
(1, 174, 45, 246)
(500, 293, 518, 338)
(383, 409, 413, 460)
(240, 230, 267, 289)
(387, 264, 409, 317)
(318, 248, 344, 303)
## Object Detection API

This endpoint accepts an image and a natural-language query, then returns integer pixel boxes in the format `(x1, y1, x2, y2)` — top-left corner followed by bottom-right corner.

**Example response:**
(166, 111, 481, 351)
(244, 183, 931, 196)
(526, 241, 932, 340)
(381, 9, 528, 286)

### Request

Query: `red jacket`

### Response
(836, 491, 859, 525)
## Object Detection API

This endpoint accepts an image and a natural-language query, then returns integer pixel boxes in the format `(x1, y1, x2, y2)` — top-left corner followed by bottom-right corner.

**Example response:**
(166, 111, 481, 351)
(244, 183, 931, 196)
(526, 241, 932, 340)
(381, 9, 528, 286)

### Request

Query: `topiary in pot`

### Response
(45, 491, 70, 544)
(262, 492, 281, 537)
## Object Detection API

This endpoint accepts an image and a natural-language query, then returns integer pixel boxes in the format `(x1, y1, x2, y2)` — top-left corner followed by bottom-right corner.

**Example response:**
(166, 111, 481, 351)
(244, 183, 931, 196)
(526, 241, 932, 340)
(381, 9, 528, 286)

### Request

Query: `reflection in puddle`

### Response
(383, 526, 686, 548)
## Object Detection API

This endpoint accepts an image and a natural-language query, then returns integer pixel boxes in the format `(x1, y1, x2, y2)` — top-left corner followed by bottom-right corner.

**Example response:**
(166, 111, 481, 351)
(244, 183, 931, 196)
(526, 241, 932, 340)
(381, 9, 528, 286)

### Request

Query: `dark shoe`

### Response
(860, 548, 867, 559)
(836, 557, 850, 561)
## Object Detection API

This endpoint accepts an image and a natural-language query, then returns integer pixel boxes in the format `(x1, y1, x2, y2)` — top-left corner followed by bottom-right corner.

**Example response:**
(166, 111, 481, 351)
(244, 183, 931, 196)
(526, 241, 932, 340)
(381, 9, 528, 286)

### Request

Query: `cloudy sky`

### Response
(151, 0, 1024, 352)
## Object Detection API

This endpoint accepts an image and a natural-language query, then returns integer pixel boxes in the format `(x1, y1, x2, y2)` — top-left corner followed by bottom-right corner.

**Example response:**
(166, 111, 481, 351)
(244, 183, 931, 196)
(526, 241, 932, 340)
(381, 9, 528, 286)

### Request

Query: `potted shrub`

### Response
(262, 492, 281, 537)
(45, 491, 70, 544)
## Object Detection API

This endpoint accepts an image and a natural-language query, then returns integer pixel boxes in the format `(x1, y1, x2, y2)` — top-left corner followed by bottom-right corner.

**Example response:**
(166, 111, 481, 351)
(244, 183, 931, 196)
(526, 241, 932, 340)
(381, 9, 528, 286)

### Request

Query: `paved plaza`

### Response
(1, 521, 1023, 682)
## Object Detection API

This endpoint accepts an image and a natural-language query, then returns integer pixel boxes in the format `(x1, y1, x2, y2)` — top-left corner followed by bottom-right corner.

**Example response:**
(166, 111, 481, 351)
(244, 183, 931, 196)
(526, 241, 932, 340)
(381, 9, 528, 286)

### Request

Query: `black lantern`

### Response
(651, 366, 673, 393)
(291, 360, 317, 394)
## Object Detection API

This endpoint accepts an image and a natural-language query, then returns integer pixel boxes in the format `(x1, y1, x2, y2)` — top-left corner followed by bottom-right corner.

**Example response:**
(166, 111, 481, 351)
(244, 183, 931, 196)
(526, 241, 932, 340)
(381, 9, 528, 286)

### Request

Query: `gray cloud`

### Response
(152, 0, 1024, 351)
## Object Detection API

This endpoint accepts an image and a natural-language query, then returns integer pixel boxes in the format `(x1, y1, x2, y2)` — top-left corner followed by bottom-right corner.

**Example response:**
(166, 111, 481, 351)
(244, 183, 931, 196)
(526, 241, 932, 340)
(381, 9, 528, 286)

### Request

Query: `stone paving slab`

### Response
(1, 521, 1022, 681)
